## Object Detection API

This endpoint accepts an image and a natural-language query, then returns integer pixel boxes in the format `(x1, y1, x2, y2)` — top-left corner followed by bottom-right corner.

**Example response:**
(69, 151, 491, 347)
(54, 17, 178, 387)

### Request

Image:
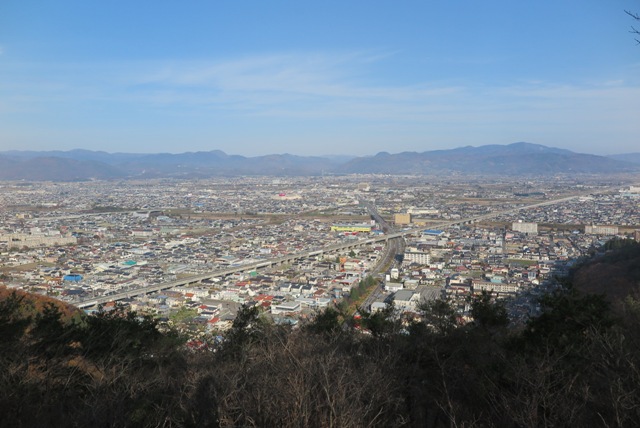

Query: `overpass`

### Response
(76, 235, 393, 309)
(77, 192, 593, 309)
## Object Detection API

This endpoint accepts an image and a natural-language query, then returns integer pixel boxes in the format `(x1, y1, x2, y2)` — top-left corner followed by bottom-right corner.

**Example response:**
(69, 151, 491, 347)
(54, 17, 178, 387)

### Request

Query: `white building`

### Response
(585, 225, 619, 235)
(271, 301, 301, 315)
(404, 250, 431, 265)
(512, 221, 538, 235)
(472, 280, 519, 294)
(393, 290, 421, 312)
(0, 233, 77, 249)
(385, 281, 404, 292)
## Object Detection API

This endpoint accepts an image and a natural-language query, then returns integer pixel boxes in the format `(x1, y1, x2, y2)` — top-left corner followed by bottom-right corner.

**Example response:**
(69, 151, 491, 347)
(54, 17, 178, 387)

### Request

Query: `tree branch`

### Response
(626, 10, 640, 44)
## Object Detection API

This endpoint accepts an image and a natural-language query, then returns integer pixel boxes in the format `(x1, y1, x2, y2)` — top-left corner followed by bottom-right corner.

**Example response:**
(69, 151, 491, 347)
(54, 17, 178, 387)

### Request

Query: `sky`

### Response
(1, 0, 640, 157)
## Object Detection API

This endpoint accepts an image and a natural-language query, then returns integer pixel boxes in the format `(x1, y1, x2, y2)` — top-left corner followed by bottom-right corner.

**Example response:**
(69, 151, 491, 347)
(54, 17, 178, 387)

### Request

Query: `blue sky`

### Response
(1, 0, 639, 156)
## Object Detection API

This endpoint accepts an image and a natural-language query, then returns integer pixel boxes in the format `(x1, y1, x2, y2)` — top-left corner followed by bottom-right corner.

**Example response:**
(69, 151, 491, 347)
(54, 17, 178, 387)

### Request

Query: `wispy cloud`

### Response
(3, 52, 640, 119)
(115, 52, 469, 120)
(2, 51, 640, 155)
(115, 53, 640, 126)
(134, 53, 439, 101)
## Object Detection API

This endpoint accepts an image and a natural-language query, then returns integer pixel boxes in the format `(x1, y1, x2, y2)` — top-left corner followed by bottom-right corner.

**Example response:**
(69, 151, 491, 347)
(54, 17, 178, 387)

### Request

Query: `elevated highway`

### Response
(76, 236, 392, 309)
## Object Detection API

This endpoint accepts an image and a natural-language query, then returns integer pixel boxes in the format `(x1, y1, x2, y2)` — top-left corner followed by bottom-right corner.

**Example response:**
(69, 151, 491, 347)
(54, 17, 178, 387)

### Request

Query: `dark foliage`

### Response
(572, 238, 640, 305)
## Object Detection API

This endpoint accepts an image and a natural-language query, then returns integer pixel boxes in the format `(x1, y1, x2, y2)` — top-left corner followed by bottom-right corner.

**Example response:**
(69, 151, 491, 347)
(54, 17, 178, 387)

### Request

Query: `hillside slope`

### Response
(572, 239, 640, 306)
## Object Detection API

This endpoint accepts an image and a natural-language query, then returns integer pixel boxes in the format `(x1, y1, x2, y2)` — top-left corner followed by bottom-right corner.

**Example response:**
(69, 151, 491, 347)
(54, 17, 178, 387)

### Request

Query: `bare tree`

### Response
(626, 10, 640, 44)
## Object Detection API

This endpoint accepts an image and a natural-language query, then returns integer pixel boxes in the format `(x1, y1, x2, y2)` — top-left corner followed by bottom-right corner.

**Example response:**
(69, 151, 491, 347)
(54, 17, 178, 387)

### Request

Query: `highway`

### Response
(76, 191, 597, 309)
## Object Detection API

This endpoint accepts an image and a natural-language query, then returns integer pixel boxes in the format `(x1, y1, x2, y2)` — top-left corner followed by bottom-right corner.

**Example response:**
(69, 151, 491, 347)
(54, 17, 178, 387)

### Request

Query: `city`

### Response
(2, 175, 638, 340)
(4, 1, 640, 425)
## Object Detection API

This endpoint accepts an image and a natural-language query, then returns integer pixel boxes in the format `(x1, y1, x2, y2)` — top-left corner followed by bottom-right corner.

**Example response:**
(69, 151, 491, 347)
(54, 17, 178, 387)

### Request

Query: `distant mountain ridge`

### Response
(607, 153, 640, 165)
(1, 142, 637, 181)
(337, 142, 638, 175)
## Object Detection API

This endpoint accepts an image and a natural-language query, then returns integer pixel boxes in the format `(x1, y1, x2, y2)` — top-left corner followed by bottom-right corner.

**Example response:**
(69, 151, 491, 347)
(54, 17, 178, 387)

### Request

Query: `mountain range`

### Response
(1, 142, 638, 181)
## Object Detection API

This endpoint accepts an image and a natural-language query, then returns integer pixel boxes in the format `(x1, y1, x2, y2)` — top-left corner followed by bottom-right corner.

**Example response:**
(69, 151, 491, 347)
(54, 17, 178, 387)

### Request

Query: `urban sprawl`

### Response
(1, 176, 639, 342)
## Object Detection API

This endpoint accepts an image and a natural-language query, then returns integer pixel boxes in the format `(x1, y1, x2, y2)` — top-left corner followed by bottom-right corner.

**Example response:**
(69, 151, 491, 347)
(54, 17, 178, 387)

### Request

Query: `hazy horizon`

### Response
(1, 141, 639, 159)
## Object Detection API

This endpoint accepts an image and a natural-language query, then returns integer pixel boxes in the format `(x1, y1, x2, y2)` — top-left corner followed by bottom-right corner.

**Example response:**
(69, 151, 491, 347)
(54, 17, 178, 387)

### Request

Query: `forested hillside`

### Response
(572, 238, 640, 305)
